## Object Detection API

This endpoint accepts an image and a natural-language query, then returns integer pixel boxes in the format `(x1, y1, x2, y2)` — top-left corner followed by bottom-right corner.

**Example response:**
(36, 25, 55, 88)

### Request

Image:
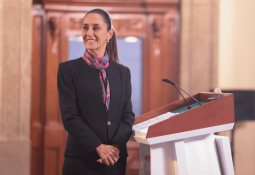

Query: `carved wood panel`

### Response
(44, 12, 66, 175)
(31, 10, 45, 175)
(43, 0, 178, 4)
(112, 15, 147, 37)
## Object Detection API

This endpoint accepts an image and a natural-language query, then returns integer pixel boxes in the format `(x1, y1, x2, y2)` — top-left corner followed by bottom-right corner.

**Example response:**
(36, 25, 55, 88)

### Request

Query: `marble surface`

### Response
(0, 0, 32, 174)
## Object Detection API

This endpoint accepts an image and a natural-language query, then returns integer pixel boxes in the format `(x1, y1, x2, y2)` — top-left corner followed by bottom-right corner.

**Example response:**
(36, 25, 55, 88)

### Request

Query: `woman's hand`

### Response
(96, 144, 120, 166)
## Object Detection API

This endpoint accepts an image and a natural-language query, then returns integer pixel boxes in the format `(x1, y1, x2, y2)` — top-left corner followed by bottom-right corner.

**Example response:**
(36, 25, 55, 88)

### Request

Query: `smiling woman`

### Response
(82, 13, 112, 58)
(82, 9, 118, 62)
(57, 8, 135, 175)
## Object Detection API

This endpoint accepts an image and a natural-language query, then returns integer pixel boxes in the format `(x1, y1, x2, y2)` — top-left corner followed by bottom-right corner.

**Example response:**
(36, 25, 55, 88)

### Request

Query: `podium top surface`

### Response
(134, 92, 235, 139)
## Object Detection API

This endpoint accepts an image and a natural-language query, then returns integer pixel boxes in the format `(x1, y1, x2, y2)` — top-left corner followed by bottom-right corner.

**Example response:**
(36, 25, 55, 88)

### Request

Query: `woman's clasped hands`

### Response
(96, 144, 120, 166)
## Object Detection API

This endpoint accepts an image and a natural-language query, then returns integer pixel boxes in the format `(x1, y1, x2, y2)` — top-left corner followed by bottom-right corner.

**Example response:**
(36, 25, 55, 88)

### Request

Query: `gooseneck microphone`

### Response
(162, 78, 191, 109)
(174, 85, 192, 109)
(162, 78, 202, 107)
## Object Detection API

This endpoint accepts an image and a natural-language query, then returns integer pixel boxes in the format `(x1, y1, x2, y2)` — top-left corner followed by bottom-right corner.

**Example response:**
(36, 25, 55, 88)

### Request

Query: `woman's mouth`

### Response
(86, 39, 96, 42)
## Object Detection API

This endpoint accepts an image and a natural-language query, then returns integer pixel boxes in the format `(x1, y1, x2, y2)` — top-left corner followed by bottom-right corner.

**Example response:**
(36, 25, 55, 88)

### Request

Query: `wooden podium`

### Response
(133, 92, 235, 175)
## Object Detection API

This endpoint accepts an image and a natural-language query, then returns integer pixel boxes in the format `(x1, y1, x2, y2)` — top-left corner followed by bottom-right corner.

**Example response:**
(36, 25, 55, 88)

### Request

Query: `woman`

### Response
(57, 8, 135, 175)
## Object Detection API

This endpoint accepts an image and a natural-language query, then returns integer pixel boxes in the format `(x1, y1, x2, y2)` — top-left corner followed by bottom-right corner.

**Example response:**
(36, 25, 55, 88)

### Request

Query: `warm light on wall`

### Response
(218, 0, 255, 90)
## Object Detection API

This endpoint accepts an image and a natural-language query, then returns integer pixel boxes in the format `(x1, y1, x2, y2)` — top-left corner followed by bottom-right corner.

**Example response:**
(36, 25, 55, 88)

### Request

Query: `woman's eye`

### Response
(93, 27, 100, 31)
(82, 26, 100, 31)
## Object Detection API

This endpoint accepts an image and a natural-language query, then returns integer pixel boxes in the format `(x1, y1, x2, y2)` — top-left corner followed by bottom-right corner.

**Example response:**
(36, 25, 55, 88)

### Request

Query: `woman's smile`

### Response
(86, 38, 96, 42)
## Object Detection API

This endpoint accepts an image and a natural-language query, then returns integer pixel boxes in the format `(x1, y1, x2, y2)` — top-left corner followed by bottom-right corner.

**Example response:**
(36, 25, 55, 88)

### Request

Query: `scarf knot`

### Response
(83, 51, 110, 110)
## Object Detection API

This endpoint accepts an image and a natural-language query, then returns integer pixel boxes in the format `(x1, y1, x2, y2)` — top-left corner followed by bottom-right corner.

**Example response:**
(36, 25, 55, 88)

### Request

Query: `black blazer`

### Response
(57, 57, 135, 174)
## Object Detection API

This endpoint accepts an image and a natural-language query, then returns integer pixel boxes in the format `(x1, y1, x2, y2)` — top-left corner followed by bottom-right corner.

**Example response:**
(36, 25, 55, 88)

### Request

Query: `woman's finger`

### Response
(106, 156, 115, 166)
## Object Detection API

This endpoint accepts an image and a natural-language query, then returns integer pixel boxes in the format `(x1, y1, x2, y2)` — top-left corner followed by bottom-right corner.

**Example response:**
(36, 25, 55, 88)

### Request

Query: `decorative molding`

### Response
(69, 17, 83, 30)
(149, 16, 163, 58)
(48, 16, 60, 53)
(165, 12, 178, 38)
(43, 1, 179, 14)
(151, 18, 164, 39)
(33, 0, 42, 4)
(43, 0, 178, 6)
(113, 17, 146, 37)
(66, 15, 147, 37)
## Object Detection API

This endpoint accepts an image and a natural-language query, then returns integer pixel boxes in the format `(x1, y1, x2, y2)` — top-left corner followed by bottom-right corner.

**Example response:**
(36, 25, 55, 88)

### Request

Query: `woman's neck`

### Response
(87, 49, 104, 59)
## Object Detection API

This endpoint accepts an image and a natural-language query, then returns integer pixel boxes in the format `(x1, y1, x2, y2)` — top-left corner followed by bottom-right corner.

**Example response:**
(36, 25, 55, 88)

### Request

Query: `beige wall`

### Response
(218, 0, 255, 89)
(218, 1, 255, 175)
(0, 0, 3, 116)
(180, 0, 219, 94)
(0, 0, 32, 175)
(181, 0, 255, 91)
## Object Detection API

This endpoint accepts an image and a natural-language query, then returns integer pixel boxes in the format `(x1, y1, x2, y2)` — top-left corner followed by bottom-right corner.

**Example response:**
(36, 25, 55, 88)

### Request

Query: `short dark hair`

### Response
(84, 8, 119, 62)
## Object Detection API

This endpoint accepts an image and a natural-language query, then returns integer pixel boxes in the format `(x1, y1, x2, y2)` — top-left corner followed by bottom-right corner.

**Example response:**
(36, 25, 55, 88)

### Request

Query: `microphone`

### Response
(162, 79, 192, 109)
(162, 78, 202, 107)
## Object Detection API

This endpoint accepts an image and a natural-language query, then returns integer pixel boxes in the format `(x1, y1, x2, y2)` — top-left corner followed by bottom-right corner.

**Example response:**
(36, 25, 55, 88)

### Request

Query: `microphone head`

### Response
(162, 78, 176, 86)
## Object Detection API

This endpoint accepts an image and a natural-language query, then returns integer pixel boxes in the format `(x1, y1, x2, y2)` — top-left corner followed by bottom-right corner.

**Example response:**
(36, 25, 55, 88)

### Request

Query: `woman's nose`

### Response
(86, 28, 93, 36)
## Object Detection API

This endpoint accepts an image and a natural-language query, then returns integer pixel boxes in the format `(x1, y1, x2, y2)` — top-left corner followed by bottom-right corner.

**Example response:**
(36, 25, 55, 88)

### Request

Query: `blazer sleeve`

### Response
(57, 63, 102, 156)
(111, 67, 135, 149)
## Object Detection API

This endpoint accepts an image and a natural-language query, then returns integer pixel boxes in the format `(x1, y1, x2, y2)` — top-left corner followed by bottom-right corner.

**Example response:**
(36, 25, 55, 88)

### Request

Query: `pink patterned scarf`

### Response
(83, 51, 110, 110)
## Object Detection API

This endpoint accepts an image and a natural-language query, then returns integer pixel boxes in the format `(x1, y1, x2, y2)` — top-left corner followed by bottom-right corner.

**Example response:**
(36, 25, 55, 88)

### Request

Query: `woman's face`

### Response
(82, 13, 113, 57)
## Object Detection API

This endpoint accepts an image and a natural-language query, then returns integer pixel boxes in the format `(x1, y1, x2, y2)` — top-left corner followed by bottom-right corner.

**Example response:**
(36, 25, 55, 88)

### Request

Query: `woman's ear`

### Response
(107, 28, 114, 40)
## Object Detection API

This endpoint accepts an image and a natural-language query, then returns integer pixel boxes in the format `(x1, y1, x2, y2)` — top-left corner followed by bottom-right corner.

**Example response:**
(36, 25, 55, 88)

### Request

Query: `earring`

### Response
(106, 38, 110, 43)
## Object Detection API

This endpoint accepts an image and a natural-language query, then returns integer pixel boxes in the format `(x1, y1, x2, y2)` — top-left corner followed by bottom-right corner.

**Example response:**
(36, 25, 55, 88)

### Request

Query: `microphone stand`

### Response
(174, 82, 202, 106)
(174, 86, 192, 109)
(162, 78, 202, 108)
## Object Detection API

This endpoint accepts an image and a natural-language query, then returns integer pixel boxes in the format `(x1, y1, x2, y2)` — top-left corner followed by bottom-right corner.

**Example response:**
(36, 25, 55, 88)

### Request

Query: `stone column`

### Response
(0, 0, 32, 174)
(180, 0, 219, 93)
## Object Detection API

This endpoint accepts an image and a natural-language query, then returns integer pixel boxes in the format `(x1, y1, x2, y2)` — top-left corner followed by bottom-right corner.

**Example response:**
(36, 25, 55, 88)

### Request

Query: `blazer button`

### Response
(107, 121, 111, 126)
